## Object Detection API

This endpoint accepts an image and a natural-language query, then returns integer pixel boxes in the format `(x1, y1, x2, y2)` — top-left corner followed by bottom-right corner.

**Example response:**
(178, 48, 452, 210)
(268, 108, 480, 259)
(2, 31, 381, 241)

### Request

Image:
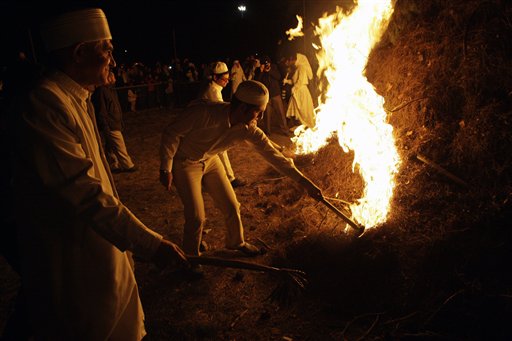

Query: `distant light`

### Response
(124, 50, 128, 53)
(238, 5, 246, 12)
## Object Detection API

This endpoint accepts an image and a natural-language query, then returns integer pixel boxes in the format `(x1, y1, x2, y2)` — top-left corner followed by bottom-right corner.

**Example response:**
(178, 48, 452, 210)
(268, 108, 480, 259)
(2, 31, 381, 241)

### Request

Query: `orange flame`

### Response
(292, 0, 400, 229)
(286, 15, 304, 40)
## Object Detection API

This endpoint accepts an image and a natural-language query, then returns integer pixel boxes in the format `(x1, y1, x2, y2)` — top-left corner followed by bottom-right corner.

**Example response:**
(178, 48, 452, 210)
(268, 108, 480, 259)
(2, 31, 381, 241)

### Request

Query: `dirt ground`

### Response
(117, 108, 342, 340)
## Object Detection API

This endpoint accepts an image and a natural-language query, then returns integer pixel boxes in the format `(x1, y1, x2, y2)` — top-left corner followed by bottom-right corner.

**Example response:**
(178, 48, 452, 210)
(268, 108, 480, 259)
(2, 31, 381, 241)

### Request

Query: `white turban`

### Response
(234, 80, 269, 109)
(41, 8, 112, 51)
(212, 61, 228, 74)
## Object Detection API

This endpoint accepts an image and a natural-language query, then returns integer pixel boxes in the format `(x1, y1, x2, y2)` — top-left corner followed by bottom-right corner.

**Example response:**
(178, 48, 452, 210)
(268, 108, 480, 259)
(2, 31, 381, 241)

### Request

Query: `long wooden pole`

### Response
(416, 154, 469, 187)
(319, 197, 365, 235)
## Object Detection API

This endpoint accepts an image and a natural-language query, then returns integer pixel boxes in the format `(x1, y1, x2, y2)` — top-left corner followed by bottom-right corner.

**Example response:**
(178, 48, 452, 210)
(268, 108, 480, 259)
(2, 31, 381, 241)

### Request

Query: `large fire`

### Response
(289, 0, 400, 229)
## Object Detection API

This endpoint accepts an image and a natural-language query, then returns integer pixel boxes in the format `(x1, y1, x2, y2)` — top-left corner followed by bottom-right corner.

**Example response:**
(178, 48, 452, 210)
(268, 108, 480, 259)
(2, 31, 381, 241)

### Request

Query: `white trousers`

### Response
(218, 150, 235, 181)
(172, 156, 245, 255)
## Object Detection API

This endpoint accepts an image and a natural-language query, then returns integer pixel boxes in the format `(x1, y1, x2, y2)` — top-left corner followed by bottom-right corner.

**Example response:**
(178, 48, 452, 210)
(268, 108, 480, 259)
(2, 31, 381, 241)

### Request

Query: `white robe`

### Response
(230, 63, 246, 95)
(286, 53, 316, 129)
(13, 71, 162, 341)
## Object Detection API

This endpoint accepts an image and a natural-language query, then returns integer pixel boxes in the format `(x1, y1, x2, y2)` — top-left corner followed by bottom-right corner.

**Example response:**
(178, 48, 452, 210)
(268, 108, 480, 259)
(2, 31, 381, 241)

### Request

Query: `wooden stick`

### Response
(255, 237, 272, 250)
(188, 256, 305, 276)
(230, 309, 248, 329)
(416, 154, 469, 187)
(323, 196, 351, 206)
(319, 197, 365, 234)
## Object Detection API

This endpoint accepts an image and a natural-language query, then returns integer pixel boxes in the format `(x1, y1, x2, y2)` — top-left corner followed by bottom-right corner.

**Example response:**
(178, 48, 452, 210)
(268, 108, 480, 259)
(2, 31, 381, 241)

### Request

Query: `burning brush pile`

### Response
(264, 0, 512, 338)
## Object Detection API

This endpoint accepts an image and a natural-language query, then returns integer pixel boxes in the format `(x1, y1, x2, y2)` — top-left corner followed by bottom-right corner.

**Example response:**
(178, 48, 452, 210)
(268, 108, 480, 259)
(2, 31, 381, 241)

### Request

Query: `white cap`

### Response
(212, 61, 228, 74)
(41, 8, 112, 51)
(234, 80, 269, 109)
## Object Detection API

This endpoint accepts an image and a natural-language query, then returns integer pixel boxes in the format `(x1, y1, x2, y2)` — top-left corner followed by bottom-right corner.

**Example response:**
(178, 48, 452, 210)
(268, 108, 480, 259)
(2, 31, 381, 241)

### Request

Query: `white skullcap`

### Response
(41, 8, 112, 51)
(212, 61, 228, 74)
(234, 80, 269, 109)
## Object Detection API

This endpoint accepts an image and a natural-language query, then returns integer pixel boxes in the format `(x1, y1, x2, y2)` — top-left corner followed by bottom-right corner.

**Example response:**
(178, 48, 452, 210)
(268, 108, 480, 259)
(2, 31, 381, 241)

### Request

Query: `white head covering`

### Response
(212, 61, 228, 74)
(234, 80, 269, 109)
(296, 53, 313, 80)
(41, 8, 112, 51)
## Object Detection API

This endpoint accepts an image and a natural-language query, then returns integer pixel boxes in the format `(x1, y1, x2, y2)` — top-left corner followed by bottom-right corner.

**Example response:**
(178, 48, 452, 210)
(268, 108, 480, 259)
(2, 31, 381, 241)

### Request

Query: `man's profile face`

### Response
(79, 39, 116, 87)
(214, 73, 229, 88)
(242, 106, 265, 124)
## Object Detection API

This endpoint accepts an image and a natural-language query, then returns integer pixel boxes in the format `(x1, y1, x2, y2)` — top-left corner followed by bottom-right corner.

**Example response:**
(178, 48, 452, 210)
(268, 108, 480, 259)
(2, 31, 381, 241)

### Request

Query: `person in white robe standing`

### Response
(10, 8, 188, 341)
(230, 59, 246, 97)
(284, 53, 316, 129)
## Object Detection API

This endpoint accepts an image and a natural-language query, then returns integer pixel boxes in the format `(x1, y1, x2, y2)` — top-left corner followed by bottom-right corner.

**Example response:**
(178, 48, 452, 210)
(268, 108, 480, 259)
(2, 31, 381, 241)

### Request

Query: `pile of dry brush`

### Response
(262, 0, 512, 338)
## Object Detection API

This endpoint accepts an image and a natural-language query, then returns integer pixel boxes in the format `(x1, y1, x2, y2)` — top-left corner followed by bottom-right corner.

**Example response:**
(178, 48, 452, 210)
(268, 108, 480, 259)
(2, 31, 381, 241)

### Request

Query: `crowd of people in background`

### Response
(92, 53, 316, 132)
(1, 51, 317, 133)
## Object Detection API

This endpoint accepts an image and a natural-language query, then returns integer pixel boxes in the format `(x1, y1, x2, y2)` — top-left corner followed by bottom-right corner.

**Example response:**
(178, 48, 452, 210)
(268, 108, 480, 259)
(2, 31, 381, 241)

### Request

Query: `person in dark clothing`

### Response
(255, 56, 290, 135)
(92, 72, 137, 173)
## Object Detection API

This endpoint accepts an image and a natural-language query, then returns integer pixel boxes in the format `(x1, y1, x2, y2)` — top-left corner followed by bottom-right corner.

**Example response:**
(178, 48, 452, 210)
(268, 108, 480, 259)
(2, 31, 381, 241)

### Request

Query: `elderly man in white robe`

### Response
(160, 80, 323, 261)
(11, 8, 188, 341)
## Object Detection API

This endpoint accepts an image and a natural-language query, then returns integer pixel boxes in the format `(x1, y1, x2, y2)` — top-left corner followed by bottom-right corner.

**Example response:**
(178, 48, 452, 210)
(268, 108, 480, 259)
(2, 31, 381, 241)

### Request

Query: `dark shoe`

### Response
(230, 178, 246, 188)
(234, 242, 261, 257)
(112, 166, 138, 173)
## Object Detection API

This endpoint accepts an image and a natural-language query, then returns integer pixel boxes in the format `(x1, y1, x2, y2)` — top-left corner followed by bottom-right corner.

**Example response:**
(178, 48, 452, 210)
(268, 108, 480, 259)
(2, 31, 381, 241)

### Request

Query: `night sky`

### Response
(1, 0, 348, 67)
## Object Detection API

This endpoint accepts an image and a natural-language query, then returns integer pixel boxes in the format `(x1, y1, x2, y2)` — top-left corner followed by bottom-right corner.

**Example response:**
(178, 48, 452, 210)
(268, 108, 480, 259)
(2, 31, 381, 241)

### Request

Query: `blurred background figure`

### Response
(92, 72, 137, 173)
(127, 84, 137, 112)
(255, 55, 290, 135)
(230, 59, 246, 98)
(244, 56, 260, 81)
(201, 61, 246, 188)
(283, 52, 316, 129)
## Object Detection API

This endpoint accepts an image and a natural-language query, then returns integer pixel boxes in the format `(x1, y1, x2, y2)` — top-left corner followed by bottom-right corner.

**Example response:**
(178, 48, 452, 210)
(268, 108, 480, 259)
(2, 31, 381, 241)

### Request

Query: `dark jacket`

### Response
(255, 63, 282, 97)
(92, 86, 124, 131)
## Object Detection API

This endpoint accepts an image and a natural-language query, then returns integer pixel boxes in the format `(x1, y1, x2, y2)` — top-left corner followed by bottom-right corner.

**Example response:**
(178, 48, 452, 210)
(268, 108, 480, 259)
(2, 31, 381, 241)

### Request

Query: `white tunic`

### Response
(13, 71, 162, 341)
(160, 100, 305, 183)
(201, 81, 223, 102)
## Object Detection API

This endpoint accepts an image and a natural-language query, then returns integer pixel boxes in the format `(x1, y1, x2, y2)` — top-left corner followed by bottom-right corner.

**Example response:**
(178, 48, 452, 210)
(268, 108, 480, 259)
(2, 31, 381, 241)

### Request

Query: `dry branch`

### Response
(230, 309, 249, 329)
(386, 97, 429, 112)
(416, 154, 469, 187)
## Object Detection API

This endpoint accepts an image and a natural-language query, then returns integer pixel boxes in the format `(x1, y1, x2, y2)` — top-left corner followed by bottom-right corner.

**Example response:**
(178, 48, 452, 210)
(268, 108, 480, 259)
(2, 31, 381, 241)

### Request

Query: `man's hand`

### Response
(300, 177, 323, 201)
(159, 170, 173, 191)
(151, 239, 189, 270)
